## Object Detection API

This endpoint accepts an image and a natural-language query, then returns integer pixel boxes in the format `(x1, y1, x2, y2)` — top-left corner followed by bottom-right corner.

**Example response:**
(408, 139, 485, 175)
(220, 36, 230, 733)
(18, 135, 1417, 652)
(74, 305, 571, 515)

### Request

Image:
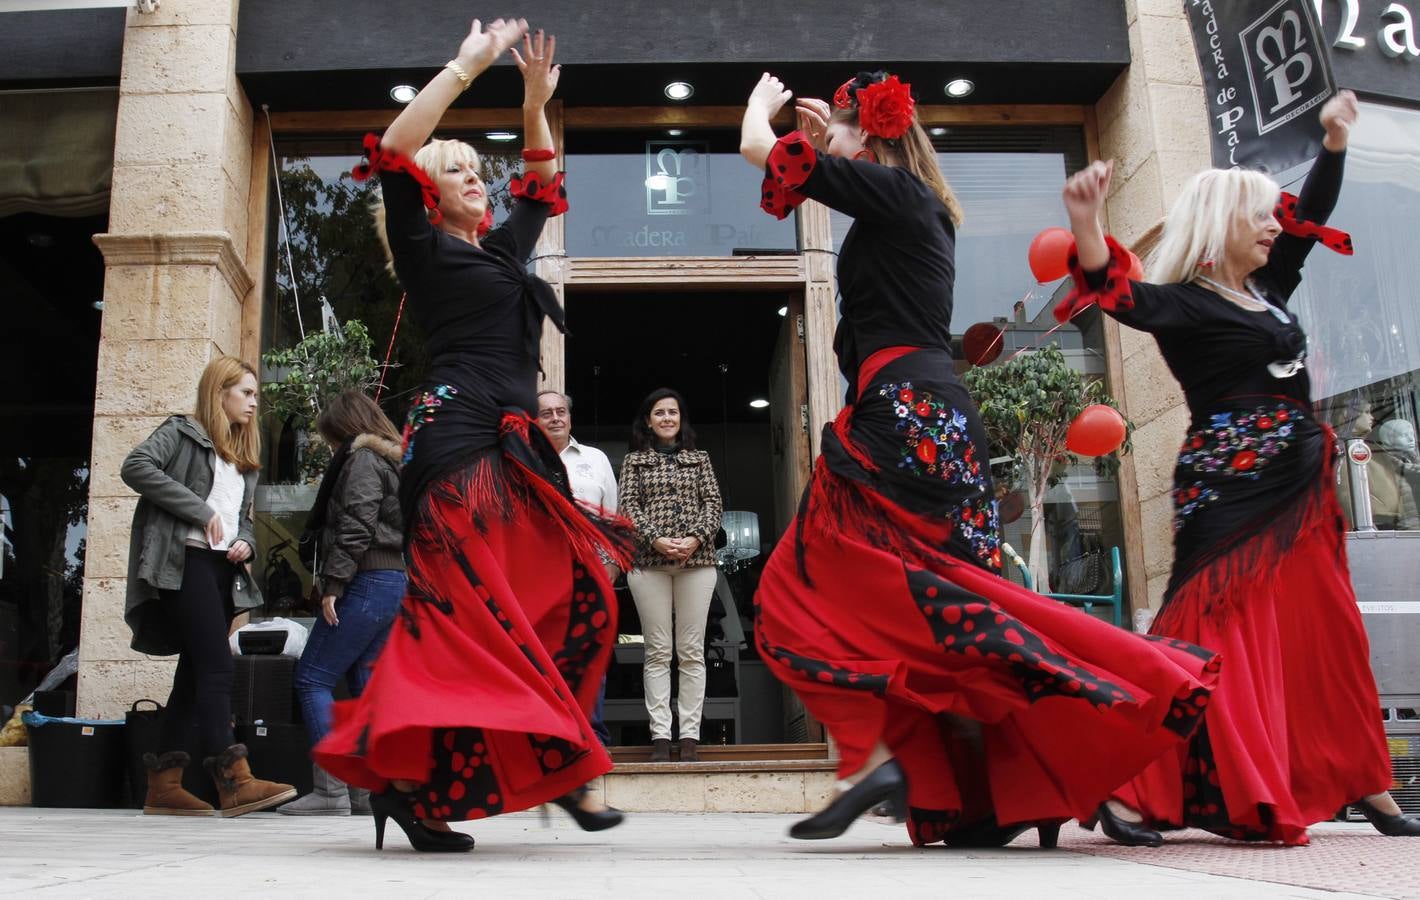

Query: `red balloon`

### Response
(1066, 404, 1127, 457)
(1028, 227, 1074, 283)
(962, 322, 1004, 366)
(1126, 249, 1145, 281)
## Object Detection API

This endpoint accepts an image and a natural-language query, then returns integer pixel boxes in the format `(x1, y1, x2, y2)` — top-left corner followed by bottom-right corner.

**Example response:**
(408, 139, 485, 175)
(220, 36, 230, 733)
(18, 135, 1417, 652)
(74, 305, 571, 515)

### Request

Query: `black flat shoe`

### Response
(1354, 798, 1420, 836)
(370, 791, 476, 852)
(789, 759, 907, 840)
(550, 787, 625, 832)
(1082, 803, 1163, 847)
(942, 816, 1062, 849)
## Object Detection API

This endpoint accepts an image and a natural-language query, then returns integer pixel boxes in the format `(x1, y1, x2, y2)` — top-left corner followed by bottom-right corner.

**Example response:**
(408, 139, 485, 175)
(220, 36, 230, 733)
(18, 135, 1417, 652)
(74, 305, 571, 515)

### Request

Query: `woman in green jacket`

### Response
(122, 355, 294, 817)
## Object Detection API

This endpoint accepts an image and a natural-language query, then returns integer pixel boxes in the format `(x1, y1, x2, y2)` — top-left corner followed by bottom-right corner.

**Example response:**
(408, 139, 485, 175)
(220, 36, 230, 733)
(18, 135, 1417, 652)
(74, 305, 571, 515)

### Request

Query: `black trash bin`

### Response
(23, 711, 128, 808)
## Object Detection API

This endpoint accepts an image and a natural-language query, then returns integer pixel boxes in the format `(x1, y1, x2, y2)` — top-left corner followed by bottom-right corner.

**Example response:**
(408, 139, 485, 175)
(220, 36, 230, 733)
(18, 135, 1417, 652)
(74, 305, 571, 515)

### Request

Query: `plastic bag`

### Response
(228, 617, 309, 658)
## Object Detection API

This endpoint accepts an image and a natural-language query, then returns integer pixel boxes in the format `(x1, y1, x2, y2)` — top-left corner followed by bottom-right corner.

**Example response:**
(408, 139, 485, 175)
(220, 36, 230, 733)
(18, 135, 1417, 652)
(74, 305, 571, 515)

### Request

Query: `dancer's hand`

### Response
(796, 98, 831, 152)
(511, 29, 559, 109)
(1062, 159, 1113, 227)
(1320, 89, 1358, 152)
(747, 73, 793, 117)
(456, 17, 528, 71)
(322, 594, 340, 627)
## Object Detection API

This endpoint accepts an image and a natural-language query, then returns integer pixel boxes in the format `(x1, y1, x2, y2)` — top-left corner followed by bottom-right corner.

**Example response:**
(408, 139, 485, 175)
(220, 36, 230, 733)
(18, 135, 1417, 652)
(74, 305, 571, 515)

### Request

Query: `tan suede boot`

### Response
(142, 751, 214, 816)
(203, 744, 297, 817)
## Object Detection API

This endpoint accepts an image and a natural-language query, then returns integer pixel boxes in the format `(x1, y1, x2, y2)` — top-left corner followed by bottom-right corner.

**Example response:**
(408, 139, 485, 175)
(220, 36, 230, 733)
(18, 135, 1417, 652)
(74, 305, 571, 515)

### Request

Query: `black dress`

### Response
(1059, 148, 1391, 844)
(753, 130, 1221, 846)
(315, 137, 632, 821)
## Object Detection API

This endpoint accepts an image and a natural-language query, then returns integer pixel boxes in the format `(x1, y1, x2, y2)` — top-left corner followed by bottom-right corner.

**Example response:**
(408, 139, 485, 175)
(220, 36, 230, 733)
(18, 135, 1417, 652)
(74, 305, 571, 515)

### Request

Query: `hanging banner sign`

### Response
(1186, 0, 1338, 173)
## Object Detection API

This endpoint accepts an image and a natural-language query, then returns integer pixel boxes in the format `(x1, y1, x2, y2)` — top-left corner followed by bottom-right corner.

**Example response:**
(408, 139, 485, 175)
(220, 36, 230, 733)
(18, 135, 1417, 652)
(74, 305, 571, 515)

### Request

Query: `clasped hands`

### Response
(652, 535, 702, 566)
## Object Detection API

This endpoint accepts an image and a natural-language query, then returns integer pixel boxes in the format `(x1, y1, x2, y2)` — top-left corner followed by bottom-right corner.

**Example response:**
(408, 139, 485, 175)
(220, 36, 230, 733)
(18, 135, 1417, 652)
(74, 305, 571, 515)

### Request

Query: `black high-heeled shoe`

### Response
(789, 759, 907, 840)
(1081, 803, 1163, 847)
(1354, 798, 1420, 836)
(942, 816, 1062, 849)
(370, 791, 476, 852)
(549, 787, 625, 832)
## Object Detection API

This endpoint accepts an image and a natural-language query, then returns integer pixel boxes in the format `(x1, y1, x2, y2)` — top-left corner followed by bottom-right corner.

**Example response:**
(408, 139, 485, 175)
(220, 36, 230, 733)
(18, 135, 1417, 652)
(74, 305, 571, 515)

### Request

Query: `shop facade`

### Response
(2, 0, 1411, 804)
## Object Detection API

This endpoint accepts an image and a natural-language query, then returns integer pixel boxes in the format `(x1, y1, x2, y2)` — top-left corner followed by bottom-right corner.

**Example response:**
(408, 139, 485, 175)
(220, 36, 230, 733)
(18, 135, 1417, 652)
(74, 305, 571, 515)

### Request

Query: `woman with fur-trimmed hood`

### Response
(280, 391, 407, 817)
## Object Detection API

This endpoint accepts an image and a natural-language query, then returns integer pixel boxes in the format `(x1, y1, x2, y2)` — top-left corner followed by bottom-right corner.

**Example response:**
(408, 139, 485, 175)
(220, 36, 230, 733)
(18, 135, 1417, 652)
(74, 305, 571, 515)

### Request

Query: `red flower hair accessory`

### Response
(856, 75, 916, 140)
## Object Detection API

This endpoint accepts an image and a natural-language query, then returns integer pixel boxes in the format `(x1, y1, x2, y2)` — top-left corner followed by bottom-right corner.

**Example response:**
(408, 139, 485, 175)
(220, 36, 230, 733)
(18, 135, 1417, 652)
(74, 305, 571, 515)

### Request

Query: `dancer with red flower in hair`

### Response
(741, 70, 1224, 847)
(1061, 90, 1419, 845)
(314, 18, 632, 852)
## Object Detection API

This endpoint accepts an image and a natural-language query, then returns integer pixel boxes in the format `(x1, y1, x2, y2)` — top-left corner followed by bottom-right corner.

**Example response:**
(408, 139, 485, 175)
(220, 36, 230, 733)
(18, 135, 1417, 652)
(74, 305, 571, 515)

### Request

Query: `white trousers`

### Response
(626, 564, 718, 740)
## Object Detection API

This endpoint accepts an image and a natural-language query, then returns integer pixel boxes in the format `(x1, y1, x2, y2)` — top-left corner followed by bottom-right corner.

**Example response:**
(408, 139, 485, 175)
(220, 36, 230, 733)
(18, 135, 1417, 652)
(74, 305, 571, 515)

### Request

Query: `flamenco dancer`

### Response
(314, 18, 631, 851)
(741, 71, 1223, 847)
(1060, 91, 1419, 845)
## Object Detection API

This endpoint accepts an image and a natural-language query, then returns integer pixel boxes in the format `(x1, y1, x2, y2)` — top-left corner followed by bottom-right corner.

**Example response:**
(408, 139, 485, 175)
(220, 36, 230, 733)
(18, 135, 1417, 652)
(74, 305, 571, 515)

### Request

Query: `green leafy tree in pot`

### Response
(962, 343, 1132, 587)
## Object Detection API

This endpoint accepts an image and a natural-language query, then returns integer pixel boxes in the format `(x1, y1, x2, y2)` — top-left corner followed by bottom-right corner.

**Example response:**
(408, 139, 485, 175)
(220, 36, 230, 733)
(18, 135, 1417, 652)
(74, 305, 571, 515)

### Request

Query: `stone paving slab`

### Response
(0, 809, 1399, 899)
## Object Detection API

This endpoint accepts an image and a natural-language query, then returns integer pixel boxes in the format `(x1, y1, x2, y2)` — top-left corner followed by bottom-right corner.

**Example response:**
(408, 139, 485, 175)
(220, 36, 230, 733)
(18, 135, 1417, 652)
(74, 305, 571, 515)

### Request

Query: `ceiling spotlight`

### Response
(91, 300, 105, 311)
(664, 81, 694, 101)
(944, 78, 975, 99)
(485, 131, 519, 142)
(389, 84, 418, 104)
(749, 399, 770, 409)
(666, 128, 685, 137)
(929, 127, 948, 137)
(777, 306, 788, 317)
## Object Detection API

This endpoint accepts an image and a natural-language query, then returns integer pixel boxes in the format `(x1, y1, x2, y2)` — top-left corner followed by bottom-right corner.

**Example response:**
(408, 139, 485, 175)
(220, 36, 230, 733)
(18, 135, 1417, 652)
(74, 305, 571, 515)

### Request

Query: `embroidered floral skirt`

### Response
(755, 348, 1222, 845)
(1116, 398, 1392, 844)
(315, 420, 631, 821)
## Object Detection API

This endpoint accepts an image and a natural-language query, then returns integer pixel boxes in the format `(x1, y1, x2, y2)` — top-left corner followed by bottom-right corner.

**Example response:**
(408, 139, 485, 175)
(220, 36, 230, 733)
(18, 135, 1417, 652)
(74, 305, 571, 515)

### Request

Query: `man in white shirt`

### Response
(537, 389, 620, 747)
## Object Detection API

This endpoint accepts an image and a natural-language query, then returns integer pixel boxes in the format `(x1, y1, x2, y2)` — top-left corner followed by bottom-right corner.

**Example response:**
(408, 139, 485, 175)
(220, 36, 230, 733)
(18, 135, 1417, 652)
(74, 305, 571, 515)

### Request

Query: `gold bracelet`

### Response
(445, 60, 473, 92)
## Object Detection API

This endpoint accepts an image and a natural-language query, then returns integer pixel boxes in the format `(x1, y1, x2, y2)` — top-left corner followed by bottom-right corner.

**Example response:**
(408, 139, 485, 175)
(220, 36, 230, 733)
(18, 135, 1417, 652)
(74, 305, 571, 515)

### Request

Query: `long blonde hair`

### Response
(194, 355, 261, 472)
(372, 138, 482, 272)
(829, 107, 964, 227)
(1146, 167, 1280, 284)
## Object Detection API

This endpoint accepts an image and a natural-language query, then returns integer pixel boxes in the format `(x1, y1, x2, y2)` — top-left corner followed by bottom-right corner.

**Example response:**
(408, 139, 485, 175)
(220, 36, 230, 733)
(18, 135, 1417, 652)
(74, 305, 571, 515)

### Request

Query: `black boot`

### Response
(649, 738, 671, 762)
(1354, 798, 1420, 836)
(1083, 803, 1163, 847)
(789, 759, 906, 840)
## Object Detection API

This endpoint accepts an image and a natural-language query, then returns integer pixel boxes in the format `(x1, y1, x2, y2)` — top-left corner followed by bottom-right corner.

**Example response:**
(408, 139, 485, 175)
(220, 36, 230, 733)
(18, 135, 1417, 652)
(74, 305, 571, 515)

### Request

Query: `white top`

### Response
(559, 437, 618, 515)
(188, 452, 243, 551)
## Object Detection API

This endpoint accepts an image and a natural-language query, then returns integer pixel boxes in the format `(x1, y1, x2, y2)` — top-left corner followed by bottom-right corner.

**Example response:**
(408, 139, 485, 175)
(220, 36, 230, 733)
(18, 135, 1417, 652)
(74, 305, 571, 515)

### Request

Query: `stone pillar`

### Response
(78, 0, 255, 717)
(1096, 0, 1212, 612)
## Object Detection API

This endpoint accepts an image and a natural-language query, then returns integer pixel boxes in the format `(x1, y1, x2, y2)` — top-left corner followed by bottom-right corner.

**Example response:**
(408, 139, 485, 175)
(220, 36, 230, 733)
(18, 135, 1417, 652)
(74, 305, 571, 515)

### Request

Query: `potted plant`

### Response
(962, 343, 1132, 588)
(261, 318, 381, 485)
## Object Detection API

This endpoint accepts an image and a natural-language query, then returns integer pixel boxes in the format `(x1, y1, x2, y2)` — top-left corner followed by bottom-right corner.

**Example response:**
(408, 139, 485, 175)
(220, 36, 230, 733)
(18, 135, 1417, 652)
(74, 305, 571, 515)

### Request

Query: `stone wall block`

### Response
(113, 93, 228, 169)
(93, 337, 215, 417)
(118, 22, 232, 95)
(705, 772, 809, 813)
(1117, 317, 1155, 361)
(1131, 403, 1191, 501)
(77, 577, 143, 662)
(1121, 346, 1185, 426)
(1137, 0, 1187, 18)
(83, 500, 138, 579)
(1140, 493, 1178, 579)
(1148, 82, 1212, 167)
(1140, 14, 1203, 86)
(75, 660, 136, 719)
(221, 170, 250, 268)
(1106, 154, 1165, 243)
(108, 164, 228, 234)
(1146, 573, 1170, 611)
(126, 0, 237, 28)
(100, 264, 219, 341)
(90, 414, 171, 499)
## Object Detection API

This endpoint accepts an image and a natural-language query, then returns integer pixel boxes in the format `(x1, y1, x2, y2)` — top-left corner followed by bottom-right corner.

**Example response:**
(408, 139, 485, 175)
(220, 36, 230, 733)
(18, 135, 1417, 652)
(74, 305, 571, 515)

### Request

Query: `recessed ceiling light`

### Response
(777, 306, 788, 317)
(664, 81, 694, 101)
(485, 131, 519, 142)
(666, 128, 685, 137)
(944, 78, 975, 99)
(749, 399, 770, 409)
(389, 84, 418, 104)
(929, 127, 948, 137)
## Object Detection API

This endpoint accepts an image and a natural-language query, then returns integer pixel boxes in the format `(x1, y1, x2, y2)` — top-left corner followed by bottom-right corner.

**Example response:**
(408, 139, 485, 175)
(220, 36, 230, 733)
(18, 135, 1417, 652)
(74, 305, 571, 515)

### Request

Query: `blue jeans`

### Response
(295, 569, 404, 746)
(591, 675, 611, 747)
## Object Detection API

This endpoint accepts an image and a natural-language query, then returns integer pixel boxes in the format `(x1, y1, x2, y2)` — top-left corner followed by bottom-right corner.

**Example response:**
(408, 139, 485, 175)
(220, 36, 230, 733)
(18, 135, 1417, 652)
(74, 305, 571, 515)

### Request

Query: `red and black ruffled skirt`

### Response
(755, 347, 1222, 845)
(1114, 398, 1392, 845)
(314, 412, 632, 821)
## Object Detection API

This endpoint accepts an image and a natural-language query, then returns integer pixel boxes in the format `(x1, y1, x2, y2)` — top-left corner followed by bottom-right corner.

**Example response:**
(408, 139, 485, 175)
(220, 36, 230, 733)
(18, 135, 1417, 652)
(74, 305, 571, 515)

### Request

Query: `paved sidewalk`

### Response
(0, 808, 1408, 899)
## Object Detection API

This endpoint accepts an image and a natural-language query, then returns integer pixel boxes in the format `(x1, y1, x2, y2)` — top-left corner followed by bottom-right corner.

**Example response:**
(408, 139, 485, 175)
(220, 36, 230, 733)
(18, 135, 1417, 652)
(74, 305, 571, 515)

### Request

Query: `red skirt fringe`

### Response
(1116, 474, 1392, 844)
(756, 466, 1222, 846)
(313, 453, 621, 820)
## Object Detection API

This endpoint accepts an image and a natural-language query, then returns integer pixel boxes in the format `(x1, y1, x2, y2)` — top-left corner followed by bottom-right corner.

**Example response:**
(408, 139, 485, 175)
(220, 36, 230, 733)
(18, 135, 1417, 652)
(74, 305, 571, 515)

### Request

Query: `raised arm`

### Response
(510, 29, 559, 184)
(1063, 159, 1115, 274)
(740, 73, 793, 170)
(382, 17, 529, 157)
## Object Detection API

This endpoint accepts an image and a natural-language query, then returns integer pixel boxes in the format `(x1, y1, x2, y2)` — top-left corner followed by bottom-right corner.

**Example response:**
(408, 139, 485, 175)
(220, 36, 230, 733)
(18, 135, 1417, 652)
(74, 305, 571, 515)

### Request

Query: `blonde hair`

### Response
(195, 355, 261, 472)
(1146, 167, 1280, 284)
(830, 107, 965, 227)
(371, 138, 482, 271)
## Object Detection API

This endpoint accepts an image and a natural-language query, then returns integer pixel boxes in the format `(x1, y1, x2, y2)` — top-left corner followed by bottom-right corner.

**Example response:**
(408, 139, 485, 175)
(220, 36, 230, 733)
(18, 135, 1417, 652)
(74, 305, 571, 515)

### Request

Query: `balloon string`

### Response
(989, 292, 1098, 366)
(375, 291, 407, 402)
